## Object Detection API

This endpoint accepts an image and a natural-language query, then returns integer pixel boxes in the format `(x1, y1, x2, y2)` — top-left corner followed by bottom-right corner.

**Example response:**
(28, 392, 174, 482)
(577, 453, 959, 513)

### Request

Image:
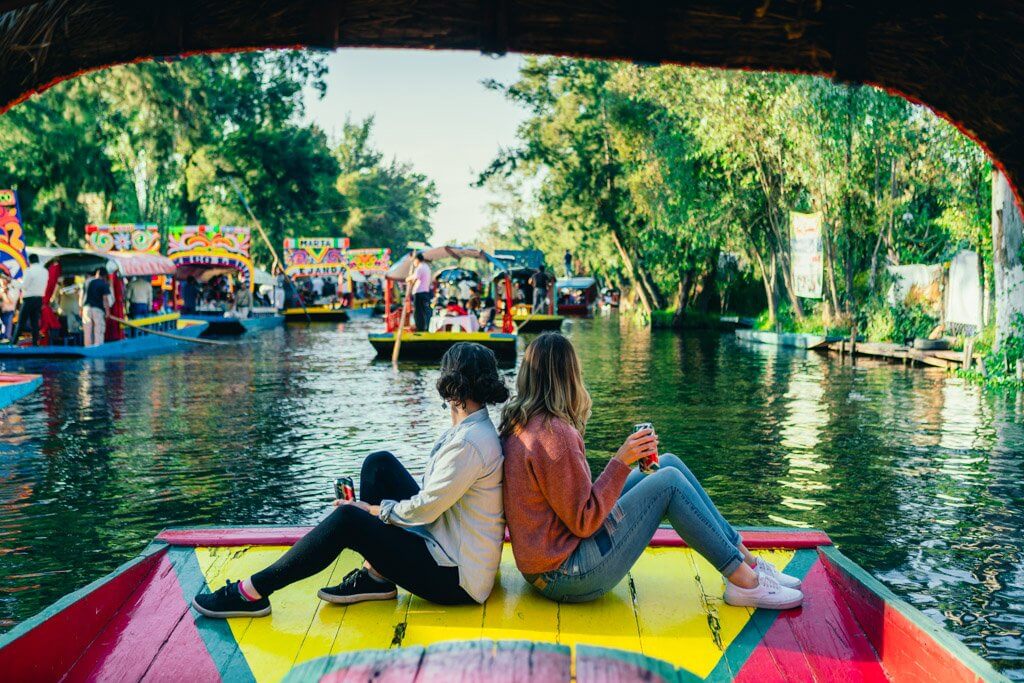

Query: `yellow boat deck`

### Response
(193, 543, 798, 682)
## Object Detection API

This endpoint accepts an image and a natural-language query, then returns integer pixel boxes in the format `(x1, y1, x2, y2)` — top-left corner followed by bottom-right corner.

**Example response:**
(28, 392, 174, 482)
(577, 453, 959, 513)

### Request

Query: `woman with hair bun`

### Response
(193, 342, 510, 618)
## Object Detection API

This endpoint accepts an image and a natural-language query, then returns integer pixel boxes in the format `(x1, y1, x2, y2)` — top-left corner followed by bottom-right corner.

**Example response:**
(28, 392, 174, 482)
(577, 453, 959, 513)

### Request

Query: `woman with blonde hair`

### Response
(500, 332, 802, 608)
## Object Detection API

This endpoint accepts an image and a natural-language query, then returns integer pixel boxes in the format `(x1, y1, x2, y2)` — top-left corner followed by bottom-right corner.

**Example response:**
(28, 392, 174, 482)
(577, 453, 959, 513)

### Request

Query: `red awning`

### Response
(108, 252, 176, 277)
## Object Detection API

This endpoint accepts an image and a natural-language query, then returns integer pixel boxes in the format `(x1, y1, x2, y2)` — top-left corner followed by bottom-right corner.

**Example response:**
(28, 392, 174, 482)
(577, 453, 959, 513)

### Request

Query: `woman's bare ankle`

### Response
(726, 563, 759, 589)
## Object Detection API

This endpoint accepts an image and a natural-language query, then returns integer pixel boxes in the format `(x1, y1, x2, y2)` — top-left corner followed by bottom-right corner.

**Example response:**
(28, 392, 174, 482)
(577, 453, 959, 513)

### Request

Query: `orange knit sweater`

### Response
(501, 414, 632, 575)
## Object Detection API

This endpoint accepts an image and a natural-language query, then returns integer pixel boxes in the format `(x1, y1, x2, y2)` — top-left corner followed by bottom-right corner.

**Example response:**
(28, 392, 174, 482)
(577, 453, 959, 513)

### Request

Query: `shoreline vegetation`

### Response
(479, 57, 1022, 390)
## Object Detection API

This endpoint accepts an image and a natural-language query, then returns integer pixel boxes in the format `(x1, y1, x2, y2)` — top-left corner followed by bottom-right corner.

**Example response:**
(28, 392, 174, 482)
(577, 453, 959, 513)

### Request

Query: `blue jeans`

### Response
(529, 454, 744, 603)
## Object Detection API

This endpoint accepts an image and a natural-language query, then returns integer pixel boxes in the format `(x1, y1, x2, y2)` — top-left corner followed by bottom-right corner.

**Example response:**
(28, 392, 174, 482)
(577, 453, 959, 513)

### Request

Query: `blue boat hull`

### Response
(0, 322, 209, 358)
(183, 314, 284, 336)
(0, 376, 42, 409)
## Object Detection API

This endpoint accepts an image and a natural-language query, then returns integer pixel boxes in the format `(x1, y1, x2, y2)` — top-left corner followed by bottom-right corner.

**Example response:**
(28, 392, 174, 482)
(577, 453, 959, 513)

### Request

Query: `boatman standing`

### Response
(406, 252, 433, 332)
(80, 267, 112, 347)
(529, 264, 552, 315)
(12, 253, 48, 346)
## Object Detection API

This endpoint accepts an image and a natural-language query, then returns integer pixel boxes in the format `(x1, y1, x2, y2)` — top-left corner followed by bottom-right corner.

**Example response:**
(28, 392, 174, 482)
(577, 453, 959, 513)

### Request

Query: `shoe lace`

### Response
(756, 559, 781, 579)
(340, 568, 365, 587)
(758, 571, 782, 593)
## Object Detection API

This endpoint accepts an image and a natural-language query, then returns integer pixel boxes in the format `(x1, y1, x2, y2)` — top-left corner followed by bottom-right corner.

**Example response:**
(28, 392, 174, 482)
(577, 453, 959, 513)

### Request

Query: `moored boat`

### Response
(369, 246, 518, 361)
(0, 526, 1004, 682)
(0, 247, 210, 358)
(736, 328, 840, 350)
(168, 225, 284, 336)
(0, 373, 41, 409)
(493, 266, 565, 333)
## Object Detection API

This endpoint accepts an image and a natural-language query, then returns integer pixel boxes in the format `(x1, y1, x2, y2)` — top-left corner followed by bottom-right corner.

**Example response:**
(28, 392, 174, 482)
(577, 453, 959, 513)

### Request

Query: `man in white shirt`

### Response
(13, 253, 49, 345)
(311, 275, 325, 299)
(404, 252, 433, 331)
(126, 277, 153, 319)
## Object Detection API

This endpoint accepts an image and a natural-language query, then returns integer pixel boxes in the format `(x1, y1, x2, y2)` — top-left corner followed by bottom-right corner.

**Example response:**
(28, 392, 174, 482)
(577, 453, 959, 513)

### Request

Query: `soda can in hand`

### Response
(633, 422, 659, 473)
(334, 476, 355, 502)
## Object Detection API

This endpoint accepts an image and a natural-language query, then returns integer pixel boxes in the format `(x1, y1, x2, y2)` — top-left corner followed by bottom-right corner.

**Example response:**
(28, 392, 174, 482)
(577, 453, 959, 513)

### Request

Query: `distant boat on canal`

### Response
(281, 239, 389, 323)
(0, 526, 1004, 682)
(167, 226, 283, 336)
(0, 373, 41, 409)
(368, 246, 518, 361)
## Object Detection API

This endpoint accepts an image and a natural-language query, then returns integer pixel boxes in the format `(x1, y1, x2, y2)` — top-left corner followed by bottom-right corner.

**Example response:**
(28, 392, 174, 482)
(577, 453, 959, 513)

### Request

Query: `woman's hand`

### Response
(614, 428, 658, 466)
(333, 499, 381, 516)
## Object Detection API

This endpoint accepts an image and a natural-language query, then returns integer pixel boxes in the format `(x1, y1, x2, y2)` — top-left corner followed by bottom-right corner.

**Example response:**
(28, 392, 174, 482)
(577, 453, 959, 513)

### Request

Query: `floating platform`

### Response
(0, 526, 1003, 682)
(825, 341, 967, 369)
(735, 329, 839, 350)
(185, 311, 284, 336)
(0, 315, 209, 358)
(513, 313, 565, 333)
(0, 373, 42, 409)
(368, 331, 517, 361)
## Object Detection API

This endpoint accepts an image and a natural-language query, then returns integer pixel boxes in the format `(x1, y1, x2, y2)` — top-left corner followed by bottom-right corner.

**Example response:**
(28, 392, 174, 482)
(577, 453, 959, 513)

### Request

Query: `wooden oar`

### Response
(108, 315, 230, 346)
(391, 286, 413, 363)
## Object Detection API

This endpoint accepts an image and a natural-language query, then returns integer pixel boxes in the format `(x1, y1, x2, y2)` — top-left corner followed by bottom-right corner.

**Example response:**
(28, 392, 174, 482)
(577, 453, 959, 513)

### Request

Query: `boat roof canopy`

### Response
(556, 276, 598, 289)
(28, 247, 176, 278)
(386, 246, 508, 281)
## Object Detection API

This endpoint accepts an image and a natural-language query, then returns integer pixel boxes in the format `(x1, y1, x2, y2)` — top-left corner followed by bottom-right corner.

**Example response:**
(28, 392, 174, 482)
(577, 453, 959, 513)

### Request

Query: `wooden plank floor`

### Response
(67, 544, 890, 682)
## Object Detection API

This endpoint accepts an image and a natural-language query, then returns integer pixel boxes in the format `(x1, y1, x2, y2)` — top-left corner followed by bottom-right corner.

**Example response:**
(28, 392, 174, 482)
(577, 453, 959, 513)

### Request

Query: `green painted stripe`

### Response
(704, 548, 818, 682)
(0, 542, 168, 650)
(166, 547, 257, 683)
(820, 546, 1009, 683)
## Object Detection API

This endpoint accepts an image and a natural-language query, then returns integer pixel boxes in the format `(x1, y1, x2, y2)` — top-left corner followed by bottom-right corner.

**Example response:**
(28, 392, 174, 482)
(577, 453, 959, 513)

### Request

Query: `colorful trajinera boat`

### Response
(555, 276, 599, 317)
(282, 239, 389, 322)
(168, 226, 283, 335)
(0, 247, 209, 358)
(0, 526, 1004, 682)
(495, 267, 565, 333)
(0, 373, 41, 409)
(368, 246, 518, 361)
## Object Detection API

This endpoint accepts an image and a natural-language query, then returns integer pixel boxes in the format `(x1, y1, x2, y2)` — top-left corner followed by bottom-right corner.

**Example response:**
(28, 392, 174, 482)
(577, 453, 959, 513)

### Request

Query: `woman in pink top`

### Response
(500, 332, 803, 609)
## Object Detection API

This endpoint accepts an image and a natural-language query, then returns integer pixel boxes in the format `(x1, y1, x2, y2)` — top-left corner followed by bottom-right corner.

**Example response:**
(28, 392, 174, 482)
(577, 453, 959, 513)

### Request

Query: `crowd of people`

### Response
(400, 252, 503, 333)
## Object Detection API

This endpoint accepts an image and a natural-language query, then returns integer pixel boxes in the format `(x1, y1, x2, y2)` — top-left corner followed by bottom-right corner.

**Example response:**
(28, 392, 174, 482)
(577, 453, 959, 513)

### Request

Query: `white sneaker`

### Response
(754, 557, 802, 589)
(723, 572, 803, 610)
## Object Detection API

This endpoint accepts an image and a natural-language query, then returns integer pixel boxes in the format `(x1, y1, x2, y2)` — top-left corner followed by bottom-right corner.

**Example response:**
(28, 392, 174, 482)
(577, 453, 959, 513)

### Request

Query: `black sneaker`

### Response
(317, 568, 397, 604)
(192, 580, 271, 618)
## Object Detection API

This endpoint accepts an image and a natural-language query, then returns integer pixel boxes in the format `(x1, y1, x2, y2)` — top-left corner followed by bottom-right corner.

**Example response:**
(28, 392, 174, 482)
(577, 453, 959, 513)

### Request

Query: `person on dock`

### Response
(12, 253, 48, 346)
(406, 252, 433, 332)
(529, 265, 552, 315)
(192, 342, 510, 618)
(80, 267, 112, 347)
(500, 332, 804, 610)
(126, 277, 152, 319)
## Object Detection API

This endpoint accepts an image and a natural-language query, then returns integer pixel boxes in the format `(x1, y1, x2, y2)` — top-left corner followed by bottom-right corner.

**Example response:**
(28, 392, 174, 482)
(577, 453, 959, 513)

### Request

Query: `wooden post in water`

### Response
(963, 338, 975, 371)
(849, 325, 858, 366)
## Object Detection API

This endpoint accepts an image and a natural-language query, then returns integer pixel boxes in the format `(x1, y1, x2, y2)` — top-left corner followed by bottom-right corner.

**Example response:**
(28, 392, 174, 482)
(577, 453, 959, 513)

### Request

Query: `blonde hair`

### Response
(499, 333, 592, 437)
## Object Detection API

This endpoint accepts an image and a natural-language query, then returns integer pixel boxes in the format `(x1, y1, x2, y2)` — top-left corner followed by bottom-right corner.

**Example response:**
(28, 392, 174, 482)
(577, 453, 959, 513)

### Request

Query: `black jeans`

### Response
(251, 451, 472, 605)
(413, 292, 432, 331)
(14, 296, 42, 345)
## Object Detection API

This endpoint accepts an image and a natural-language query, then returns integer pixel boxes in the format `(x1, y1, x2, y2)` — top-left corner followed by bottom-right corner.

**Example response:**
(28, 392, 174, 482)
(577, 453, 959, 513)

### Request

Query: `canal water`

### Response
(1, 315, 1022, 676)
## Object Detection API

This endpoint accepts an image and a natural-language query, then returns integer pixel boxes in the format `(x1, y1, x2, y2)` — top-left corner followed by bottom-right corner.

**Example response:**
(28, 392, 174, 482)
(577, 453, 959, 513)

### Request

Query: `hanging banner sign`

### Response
(167, 225, 254, 289)
(790, 211, 823, 299)
(283, 237, 351, 277)
(86, 224, 160, 253)
(0, 189, 29, 280)
(346, 248, 391, 275)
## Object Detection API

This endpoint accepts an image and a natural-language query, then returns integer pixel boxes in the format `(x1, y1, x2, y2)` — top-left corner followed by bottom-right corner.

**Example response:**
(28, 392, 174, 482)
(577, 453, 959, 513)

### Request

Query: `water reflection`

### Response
(0, 317, 1021, 675)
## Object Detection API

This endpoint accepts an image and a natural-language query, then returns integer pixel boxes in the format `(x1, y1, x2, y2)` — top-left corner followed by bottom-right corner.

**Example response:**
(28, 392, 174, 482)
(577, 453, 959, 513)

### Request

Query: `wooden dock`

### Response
(826, 341, 967, 369)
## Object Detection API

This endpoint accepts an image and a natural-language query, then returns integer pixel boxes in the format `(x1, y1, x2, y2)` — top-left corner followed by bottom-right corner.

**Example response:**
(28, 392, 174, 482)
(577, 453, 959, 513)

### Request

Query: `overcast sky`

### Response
(303, 48, 527, 246)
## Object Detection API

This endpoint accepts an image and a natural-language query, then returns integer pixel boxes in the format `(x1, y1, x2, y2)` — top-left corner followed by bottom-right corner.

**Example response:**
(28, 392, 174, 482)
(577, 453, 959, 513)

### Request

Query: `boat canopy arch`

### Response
(386, 246, 509, 281)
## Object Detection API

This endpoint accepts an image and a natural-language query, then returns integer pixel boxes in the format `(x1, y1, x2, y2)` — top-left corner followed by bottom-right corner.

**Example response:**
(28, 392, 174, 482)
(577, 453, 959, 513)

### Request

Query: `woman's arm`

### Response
(529, 427, 631, 538)
(378, 438, 483, 527)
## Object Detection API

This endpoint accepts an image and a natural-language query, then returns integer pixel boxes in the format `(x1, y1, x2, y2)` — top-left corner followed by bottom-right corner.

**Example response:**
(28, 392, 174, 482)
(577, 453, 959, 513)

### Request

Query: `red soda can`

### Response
(334, 476, 355, 501)
(633, 422, 659, 473)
